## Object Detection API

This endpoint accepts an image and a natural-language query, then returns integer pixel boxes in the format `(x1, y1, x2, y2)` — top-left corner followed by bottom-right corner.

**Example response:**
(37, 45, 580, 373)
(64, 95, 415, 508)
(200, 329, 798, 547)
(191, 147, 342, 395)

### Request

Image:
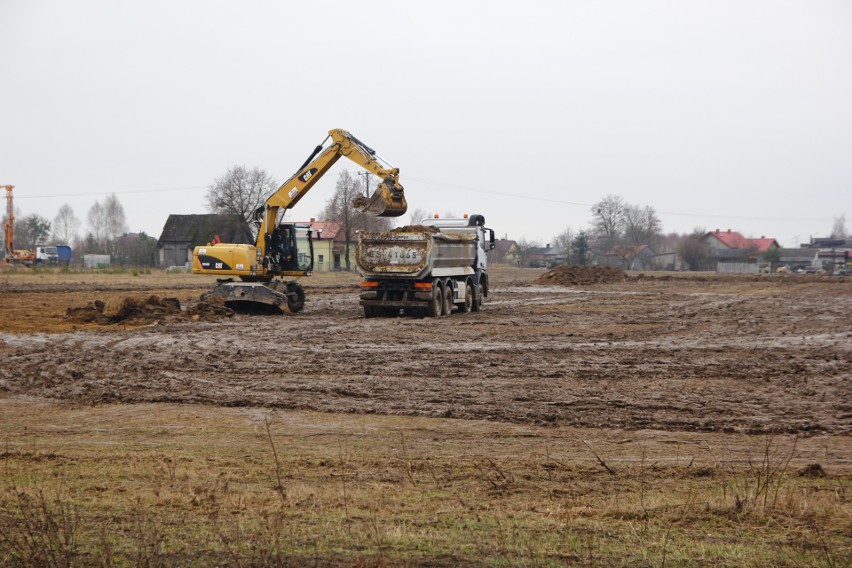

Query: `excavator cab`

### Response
(264, 224, 314, 274)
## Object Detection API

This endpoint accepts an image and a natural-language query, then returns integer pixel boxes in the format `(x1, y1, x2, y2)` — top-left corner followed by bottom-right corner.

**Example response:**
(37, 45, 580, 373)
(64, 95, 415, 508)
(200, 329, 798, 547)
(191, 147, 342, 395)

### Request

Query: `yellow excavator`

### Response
(193, 128, 407, 313)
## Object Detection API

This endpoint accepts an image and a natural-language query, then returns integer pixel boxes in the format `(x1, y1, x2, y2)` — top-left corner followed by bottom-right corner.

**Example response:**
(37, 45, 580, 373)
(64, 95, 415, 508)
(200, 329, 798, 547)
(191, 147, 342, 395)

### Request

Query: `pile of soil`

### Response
(66, 295, 182, 324)
(185, 295, 235, 321)
(66, 294, 236, 325)
(391, 225, 440, 234)
(535, 265, 627, 286)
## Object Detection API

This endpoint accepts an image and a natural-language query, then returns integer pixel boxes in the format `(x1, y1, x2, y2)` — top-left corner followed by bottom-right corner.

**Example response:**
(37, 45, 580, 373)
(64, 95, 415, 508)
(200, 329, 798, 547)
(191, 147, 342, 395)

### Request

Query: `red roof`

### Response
(294, 221, 344, 241)
(706, 230, 779, 252)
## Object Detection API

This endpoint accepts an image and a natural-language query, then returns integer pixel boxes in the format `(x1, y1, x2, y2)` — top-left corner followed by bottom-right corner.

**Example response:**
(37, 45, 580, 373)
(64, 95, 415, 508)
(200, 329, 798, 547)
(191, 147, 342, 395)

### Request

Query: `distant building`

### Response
(487, 239, 519, 264)
(157, 214, 252, 268)
(801, 237, 852, 272)
(702, 229, 780, 271)
(602, 244, 658, 270)
(524, 244, 562, 268)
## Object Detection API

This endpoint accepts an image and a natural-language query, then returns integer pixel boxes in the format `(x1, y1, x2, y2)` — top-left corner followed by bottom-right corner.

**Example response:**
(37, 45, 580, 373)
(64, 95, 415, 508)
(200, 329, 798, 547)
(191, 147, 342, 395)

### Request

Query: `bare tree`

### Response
(51, 203, 80, 245)
(103, 193, 128, 248)
(87, 201, 107, 253)
(677, 231, 709, 271)
(830, 214, 847, 239)
(206, 165, 278, 235)
(320, 170, 393, 270)
(406, 207, 429, 227)
(590, 194, 625, 253)
(622, 204, 662, 246)
(553, 226, 573, 261)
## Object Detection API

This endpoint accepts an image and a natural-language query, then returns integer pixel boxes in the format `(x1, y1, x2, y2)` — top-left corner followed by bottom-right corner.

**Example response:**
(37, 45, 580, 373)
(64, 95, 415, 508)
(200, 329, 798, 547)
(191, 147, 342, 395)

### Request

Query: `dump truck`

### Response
(356, 214, 495, 318)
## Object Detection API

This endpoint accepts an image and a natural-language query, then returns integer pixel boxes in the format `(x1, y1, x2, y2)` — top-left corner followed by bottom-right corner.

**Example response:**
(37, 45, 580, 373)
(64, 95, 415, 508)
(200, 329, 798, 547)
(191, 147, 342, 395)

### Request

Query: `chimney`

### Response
(310, 217, 315, 223)
(715, 228, 719, 233)
(546, 243, 550, 249)
(727, 229, 731, 233)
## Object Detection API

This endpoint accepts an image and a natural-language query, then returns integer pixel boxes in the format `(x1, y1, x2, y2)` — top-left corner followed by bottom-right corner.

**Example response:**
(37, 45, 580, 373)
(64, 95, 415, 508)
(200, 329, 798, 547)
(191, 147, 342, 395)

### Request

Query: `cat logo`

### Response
(298, 168, 318, 183)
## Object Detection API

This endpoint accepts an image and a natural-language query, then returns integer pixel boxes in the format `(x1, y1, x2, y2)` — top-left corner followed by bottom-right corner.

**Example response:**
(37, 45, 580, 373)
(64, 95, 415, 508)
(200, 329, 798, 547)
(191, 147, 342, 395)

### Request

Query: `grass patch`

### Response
(0, 402, 848, 566)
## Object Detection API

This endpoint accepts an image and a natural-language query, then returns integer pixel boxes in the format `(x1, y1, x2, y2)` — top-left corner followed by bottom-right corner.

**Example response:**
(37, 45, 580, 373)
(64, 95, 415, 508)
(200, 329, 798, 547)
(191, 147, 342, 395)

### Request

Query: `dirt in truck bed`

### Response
(0, 267, 849, 435)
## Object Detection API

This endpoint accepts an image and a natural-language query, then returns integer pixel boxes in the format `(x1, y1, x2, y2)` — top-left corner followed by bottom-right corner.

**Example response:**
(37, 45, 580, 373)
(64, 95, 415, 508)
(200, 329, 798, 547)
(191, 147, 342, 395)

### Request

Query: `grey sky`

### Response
(2, 0, 850, 248)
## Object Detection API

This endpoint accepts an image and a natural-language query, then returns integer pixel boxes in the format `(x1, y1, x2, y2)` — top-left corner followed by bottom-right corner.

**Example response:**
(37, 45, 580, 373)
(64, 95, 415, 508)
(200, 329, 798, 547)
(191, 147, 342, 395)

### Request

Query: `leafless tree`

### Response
(590, 194, 625, 253)
(320, 170, 393, 270)
(103, 194, 128, 252)
(677, 231, 709, 271)
(51, 203, 80, 245)
(553, 226, 573, 261)
(622, 204, 662, 246)
(87, 202, 107, 253)
(830, 214, 847, 239)
(406, 207, 429, 227)
(206, 165, 278, 235)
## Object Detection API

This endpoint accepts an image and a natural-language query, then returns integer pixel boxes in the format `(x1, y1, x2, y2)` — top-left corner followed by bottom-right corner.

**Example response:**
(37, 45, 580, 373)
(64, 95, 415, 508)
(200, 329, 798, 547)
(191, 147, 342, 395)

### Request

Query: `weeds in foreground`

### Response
(0, 424, 847, 566)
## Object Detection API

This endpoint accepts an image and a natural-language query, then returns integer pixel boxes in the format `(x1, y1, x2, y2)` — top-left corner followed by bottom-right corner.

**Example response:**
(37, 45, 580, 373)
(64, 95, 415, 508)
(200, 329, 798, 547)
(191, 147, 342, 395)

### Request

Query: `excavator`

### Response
(192, 128, 407, 313)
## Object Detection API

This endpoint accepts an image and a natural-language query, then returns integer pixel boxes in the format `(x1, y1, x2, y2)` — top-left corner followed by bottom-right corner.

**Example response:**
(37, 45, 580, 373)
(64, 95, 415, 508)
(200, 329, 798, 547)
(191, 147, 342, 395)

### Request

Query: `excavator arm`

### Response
(255, 128, 407, 251)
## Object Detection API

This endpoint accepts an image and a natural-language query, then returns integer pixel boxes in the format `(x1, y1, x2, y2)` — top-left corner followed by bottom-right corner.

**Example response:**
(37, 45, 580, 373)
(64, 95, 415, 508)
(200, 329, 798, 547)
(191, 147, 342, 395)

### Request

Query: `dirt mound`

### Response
(66, 294, 236, 325)
(66, 295, 182, 325)
(391, 225, 440, 234)
(185, 295, 235, 321)
(535, 265, 627, 286)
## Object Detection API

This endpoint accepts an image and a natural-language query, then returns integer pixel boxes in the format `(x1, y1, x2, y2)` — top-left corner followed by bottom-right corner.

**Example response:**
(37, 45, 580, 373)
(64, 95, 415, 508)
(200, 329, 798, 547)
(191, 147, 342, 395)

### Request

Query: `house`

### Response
(702, 229, 780, 270)
(157, 214, 252, 268)
(294, 219, 363, 271)
(801, 237, 851, 272)
(487, 239, 519, 264)
(775, 248, 818, 272)
(602, 244, 658, 270)
(524, 244, 562, 268)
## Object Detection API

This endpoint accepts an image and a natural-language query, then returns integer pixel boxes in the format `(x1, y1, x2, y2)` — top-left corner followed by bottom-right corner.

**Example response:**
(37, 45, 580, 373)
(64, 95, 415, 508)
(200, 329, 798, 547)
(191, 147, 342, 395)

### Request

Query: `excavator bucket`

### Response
(353, 183, 408, 217)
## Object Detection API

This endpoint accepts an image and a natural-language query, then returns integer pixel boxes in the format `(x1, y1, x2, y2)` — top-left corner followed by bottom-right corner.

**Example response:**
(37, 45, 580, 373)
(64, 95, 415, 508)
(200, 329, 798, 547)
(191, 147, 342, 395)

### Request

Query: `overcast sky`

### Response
(2, 0, 850, 248)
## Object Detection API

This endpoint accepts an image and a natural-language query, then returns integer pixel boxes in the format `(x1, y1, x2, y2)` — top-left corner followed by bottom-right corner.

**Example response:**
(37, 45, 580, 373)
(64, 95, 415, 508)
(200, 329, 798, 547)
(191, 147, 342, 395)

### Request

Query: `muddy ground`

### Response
(1, 267, 849, 436)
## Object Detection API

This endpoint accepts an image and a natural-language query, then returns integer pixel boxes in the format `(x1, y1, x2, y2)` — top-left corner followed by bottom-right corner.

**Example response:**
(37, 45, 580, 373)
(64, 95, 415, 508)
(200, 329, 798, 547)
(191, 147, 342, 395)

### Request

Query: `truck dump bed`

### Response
(356, 227, 478, 280)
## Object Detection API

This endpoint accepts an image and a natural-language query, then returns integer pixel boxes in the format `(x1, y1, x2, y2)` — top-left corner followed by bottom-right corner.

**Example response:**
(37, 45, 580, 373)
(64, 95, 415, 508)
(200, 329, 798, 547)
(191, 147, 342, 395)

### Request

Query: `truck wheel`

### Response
(471, 283, 484, 312)
(441, 282, 453, 316)
(459, 280, 473, 313)
(427, 282, 443, 317)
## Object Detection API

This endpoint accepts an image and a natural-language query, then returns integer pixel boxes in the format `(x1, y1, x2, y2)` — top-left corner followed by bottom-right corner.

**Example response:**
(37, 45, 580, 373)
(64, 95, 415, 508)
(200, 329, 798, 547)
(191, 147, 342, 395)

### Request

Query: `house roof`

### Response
(157, 214, 253, 247)
(705, 230, 779, 253)
(294, 221, 344, 241)
(777, 248, 818, 262)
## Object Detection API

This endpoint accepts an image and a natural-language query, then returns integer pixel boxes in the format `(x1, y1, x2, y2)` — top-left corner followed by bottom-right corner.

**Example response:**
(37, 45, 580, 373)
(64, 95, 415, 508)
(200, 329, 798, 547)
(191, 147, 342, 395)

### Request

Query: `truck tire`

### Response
(471, 283, 484, 312)
(427, 281, 443, 318)
(441, 280, 453, 316)
(459, 280, 473, 313)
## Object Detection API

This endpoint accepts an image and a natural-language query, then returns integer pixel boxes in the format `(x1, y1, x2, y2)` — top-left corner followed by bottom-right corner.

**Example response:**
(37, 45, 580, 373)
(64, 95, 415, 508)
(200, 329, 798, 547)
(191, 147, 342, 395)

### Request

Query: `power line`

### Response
(405, 176, 834, 222)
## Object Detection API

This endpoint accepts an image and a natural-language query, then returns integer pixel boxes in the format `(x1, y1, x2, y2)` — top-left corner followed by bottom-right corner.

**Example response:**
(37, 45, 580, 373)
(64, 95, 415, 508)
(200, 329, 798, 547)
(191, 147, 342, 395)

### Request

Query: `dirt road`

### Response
(1, 269, 849, 435)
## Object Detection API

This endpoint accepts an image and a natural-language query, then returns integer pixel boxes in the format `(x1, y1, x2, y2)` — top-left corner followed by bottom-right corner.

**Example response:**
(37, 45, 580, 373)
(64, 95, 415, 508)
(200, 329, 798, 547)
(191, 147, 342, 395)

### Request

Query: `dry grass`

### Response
(0, 400, 848, 567)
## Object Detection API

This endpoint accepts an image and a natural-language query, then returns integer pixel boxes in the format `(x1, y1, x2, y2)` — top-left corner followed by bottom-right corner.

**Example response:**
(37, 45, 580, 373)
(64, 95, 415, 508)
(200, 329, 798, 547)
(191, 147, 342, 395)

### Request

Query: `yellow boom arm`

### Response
(255, 128, 407, 253)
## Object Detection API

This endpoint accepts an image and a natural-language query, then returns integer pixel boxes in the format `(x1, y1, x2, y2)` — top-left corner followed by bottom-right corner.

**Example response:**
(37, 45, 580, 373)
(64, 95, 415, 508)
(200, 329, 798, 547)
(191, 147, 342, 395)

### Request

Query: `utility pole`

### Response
(356, 171, 372, 198)
(2, 185, 14, 257)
